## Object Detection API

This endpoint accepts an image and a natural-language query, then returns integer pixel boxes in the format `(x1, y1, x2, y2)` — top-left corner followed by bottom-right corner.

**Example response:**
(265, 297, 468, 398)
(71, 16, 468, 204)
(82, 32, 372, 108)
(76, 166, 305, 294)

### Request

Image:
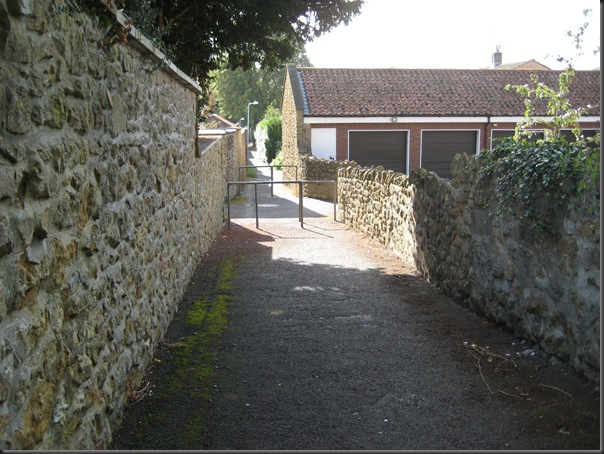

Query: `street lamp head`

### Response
(249, 100, 258, 106)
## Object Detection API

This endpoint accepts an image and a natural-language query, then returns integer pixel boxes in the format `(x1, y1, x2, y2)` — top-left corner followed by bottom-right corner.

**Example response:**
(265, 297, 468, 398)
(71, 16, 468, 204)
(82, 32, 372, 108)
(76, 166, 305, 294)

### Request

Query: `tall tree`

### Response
(210, 49, 312, 132)
(122, 0, 362, 85)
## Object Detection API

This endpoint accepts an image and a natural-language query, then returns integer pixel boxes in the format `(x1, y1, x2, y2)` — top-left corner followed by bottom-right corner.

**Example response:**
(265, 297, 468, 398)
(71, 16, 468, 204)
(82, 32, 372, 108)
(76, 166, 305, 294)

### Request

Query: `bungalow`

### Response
(281, 64, 600, 179)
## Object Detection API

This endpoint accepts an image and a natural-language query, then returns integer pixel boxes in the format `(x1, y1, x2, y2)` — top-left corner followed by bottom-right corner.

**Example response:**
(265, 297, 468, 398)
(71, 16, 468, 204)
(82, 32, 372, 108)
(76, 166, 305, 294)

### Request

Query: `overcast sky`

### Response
(305, 0, 601, 70)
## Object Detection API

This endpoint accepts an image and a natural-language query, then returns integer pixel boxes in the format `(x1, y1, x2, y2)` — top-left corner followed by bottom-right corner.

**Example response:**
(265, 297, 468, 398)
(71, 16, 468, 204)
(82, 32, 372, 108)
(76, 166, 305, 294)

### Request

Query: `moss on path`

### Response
(112, 257, 237, 449)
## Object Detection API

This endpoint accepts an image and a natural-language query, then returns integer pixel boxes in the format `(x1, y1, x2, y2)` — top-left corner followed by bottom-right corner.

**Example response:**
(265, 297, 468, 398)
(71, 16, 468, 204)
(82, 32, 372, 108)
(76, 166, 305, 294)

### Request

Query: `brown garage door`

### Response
(349, 130, 407, 173)
(421, 130, 478, 178)
(491, 130, 544, 148)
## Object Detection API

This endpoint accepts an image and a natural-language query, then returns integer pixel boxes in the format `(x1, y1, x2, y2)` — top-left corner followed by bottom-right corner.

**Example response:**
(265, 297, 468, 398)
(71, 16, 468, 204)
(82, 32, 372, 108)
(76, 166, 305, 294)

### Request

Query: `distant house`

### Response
(198, 113, 241, 153)
(202, 113, 240, 130)
(487, 47, 551, 70)
(490, 59, 551, 70)
(281, 64, 600, 178)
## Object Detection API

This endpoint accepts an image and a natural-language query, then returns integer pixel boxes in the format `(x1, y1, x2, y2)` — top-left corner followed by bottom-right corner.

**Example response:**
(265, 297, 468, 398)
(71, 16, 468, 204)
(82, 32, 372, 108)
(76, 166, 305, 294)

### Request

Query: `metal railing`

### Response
(238, 165, 298, 198)
(226, 180, 337, 229)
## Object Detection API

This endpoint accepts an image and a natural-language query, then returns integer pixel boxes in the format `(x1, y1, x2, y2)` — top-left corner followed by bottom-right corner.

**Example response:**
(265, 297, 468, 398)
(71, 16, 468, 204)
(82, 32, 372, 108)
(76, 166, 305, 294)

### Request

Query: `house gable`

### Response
(491, 59, 551, 70)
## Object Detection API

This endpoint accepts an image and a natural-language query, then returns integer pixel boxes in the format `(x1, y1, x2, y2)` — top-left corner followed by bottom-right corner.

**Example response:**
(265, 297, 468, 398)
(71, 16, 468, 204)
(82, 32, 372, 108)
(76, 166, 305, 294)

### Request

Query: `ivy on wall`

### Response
(478, 138, 598, 233)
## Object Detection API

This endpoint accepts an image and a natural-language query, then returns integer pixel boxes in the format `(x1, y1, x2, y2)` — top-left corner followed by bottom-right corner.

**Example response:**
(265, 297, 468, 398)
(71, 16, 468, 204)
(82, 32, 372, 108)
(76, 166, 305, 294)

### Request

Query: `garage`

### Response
(490, 129, 544, 148)
(421, 130, 478, 178)
(348, 130, 408, 173)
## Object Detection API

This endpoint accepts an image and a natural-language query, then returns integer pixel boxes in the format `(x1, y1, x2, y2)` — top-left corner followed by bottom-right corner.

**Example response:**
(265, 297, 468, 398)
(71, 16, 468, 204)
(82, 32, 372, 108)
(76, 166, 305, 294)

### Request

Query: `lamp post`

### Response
(247, 101, 258, 158)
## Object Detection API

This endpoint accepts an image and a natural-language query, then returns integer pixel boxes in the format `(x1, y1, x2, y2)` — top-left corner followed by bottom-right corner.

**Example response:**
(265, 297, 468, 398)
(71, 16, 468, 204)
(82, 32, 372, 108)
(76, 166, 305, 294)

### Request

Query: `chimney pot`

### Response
(492, 45, 502, 67)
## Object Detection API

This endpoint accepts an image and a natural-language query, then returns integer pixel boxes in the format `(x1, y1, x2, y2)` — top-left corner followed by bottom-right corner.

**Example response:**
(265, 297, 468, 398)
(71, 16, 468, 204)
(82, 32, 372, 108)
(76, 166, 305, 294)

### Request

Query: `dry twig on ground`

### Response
(127, 381, 153, 405)
(463, 342, 517, 395)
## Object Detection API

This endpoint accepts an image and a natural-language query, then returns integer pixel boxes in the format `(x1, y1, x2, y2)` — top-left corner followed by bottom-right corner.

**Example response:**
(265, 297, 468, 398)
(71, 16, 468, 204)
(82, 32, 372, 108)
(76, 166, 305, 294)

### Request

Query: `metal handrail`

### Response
(227, 180, 337, 229)
(238, 165, 299, 197)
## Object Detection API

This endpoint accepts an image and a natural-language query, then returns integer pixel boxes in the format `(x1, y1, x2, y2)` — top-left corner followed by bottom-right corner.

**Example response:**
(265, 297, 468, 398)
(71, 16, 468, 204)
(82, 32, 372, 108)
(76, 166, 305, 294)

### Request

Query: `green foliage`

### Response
(255, 109, 282, 164)
(479, 138, 599, 232)
(272, 151, 284, 170)
(505, 69, 592, 142)
(117, 0, 176, 63)
(121, 0, 361, 84)
(209, 66, 282, 135)
(505, 8, 599, 145)
(74, 0, 132, 49)
(209, 49, 311, 131)
(487, 12, 601, 233)
(245, 167, 258, 179)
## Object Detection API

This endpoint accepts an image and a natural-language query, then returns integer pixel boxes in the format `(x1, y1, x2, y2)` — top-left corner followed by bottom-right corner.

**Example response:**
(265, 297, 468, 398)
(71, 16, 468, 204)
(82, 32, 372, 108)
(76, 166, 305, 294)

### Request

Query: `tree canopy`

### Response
(122, 0, 363, 84)
(208, 49, 312, 133)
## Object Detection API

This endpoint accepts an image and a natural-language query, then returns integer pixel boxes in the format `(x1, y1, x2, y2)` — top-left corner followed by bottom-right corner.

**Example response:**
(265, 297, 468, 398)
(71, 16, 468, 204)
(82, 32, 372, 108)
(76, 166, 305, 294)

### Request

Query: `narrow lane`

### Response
(109, 153, 599, 450)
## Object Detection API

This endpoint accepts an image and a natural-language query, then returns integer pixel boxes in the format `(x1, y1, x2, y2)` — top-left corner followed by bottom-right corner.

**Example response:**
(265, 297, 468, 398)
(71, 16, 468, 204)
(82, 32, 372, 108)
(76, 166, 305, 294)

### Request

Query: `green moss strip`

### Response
(133, 257, 236, 447)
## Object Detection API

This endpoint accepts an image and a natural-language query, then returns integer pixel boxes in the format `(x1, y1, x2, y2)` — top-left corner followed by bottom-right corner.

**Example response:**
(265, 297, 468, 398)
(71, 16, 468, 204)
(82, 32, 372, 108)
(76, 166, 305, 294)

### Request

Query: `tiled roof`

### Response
(203, 113, 239, 129)
(296, 67, 600, 117)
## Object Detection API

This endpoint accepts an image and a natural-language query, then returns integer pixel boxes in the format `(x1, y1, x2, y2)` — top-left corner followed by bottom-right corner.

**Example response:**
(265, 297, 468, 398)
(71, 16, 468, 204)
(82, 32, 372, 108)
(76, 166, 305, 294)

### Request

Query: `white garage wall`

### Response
(311, 128, 337, 160)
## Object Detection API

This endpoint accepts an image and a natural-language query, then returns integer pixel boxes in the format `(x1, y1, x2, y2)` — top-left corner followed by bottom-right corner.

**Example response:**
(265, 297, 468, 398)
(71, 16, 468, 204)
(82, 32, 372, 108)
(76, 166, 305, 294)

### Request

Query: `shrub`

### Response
(255, 114, 282, 164)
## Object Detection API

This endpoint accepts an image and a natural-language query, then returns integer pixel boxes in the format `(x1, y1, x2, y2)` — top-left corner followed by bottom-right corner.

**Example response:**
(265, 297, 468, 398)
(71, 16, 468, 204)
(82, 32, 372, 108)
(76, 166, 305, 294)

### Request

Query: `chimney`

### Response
(492, 45, 502, 67)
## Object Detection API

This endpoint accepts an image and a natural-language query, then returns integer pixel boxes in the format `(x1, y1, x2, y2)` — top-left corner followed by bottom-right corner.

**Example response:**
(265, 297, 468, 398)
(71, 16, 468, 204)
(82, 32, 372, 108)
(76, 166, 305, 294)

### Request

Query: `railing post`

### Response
(270, 166, 274, 198)
(298, 181, 303, 227)
(254, 183, 259, 229)
(227, 183, 231, 229)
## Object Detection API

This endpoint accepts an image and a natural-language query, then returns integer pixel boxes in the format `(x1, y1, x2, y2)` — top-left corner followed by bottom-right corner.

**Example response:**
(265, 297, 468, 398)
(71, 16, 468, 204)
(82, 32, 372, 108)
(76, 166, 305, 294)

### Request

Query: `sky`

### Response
(305, 0, 601, 70)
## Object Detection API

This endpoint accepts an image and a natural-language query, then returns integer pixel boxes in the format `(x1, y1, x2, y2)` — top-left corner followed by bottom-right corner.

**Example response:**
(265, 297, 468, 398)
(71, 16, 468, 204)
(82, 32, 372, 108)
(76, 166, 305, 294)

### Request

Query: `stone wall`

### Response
(337, 155, 600, 383)
(300, 156, 356, 200)
(0, 2, 243, 449)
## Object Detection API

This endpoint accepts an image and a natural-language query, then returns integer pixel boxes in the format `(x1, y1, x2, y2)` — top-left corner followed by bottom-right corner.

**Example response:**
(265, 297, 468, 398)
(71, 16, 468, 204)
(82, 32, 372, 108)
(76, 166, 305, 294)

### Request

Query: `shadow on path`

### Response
(110, 221, 600, 450)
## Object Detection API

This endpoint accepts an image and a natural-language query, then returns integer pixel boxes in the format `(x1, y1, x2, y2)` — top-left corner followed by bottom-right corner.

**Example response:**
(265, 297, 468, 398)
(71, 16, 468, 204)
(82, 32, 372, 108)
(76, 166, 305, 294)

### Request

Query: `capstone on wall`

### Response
(337, 155, 600, 383)
(0, 2, 243, 449)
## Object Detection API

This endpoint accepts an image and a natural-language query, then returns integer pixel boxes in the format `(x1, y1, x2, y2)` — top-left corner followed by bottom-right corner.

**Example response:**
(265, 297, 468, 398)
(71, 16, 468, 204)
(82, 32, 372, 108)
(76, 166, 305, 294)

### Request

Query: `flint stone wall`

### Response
(337, 155, 600, 383)
(0, 1, 243, 449)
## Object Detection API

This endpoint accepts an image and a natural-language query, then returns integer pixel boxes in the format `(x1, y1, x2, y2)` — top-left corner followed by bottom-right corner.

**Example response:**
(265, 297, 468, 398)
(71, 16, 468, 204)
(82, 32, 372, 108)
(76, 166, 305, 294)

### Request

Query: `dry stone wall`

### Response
(300, 155, 356, 200)
(338, 155, 600, 383)
(0, 2, 242, 449)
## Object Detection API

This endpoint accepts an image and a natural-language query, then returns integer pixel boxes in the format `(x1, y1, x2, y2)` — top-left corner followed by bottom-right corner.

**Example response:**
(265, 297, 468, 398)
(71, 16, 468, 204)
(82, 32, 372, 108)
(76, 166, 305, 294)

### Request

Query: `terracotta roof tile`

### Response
(203, 113, 239, 129)
(297, 68, 600, 117)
